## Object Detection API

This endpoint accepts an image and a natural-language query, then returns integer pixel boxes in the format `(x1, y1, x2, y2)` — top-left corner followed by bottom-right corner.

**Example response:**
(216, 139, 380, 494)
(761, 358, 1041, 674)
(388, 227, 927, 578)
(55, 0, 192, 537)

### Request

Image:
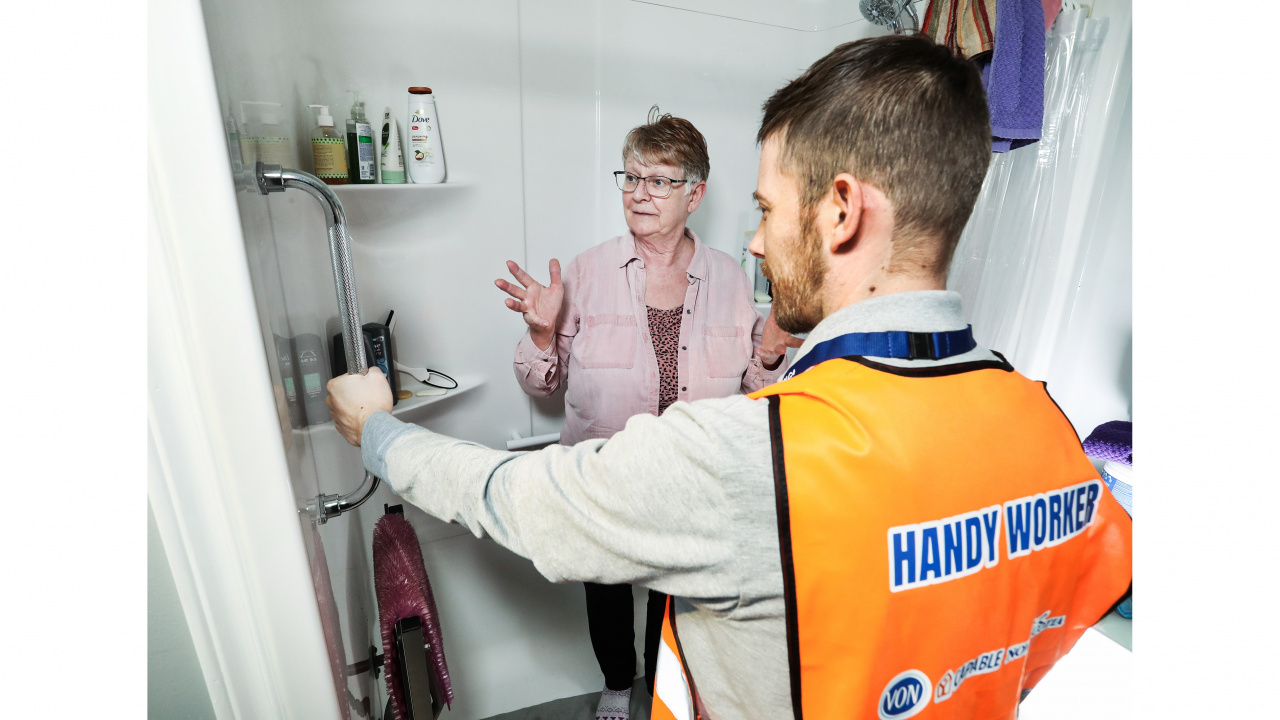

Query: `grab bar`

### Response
(305, 471, 381, 524)
(256, 162, 366, 373)
(506, 432, 561, 451)
(256, 161, 381, 523)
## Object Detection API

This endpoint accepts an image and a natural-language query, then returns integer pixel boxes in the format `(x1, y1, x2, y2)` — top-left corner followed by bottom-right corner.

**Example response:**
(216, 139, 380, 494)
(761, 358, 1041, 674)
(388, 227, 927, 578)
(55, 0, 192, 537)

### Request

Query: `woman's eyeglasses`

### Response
(614, 171, 689, 198)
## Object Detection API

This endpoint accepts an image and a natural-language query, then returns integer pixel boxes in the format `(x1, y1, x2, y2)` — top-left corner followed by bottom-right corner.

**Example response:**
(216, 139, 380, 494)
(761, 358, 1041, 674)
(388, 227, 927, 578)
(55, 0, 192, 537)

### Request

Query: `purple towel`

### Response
(977, 0, 1045, 152)
(1083, 420, 1132, 466)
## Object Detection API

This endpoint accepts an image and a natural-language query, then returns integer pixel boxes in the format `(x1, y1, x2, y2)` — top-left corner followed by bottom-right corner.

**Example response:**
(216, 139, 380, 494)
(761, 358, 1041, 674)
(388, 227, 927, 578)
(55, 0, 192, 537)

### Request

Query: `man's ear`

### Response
(825, 173, 863, 256)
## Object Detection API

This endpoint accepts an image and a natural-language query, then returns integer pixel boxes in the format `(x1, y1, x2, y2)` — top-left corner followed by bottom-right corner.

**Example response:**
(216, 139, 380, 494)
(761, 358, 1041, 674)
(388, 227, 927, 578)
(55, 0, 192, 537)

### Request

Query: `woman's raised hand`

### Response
(496, 259, 564, 351)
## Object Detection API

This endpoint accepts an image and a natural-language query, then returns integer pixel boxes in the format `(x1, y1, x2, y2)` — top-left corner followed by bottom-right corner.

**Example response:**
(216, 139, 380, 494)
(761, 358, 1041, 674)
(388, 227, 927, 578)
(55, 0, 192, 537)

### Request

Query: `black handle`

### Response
(394, 617, 444, 719)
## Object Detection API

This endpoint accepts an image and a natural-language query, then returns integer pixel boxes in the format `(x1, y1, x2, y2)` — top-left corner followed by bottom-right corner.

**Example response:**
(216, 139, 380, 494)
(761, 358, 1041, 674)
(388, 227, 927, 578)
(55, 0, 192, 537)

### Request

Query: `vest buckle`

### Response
(907, 332, 937, 360)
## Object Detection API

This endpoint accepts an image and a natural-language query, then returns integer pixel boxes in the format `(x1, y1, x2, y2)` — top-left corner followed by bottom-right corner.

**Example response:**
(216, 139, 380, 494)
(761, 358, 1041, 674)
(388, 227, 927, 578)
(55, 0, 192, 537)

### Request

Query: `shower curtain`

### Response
(948, 9, 1128, 382)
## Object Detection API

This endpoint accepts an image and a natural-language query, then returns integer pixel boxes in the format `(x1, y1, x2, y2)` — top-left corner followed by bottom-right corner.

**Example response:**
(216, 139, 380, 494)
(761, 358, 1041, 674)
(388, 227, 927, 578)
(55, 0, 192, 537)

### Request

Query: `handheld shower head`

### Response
(860, 0, 899, 26)
(859, 0, 920, 34)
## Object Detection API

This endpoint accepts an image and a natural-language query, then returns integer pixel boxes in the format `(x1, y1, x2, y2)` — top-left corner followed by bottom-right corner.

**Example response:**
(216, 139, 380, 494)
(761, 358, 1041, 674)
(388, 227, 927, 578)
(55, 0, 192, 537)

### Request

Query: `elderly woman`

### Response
(495, 108, 799, 719)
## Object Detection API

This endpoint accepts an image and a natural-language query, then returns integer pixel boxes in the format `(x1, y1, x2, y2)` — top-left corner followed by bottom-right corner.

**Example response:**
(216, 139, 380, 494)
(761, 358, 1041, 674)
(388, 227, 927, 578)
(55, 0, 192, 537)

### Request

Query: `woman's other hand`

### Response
(496, 259, 564, 350)
(757, 308, 804, 370)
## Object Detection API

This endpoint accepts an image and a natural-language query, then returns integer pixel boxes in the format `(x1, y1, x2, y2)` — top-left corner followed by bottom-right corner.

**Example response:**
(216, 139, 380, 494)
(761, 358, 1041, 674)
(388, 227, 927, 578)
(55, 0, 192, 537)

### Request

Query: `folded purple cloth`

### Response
(979, 0, 1045, 152)
(1083, 420, 1132, 466)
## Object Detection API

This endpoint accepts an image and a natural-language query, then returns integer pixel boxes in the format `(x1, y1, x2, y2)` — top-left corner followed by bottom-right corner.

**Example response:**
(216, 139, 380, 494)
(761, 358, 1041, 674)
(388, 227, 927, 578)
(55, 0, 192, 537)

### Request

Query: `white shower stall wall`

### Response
(148, 1, 1131, 719)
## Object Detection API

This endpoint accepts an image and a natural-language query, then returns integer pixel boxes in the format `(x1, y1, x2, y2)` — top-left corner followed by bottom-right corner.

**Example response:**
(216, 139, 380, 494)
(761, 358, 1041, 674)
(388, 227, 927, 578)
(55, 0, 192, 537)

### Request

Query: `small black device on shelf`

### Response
(331, 310, 399, 404)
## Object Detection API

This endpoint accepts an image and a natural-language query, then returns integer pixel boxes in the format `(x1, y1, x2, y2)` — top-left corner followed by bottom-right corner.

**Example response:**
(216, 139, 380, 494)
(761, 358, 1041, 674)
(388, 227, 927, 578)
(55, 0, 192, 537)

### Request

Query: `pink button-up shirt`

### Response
(514, 230, 788, 446)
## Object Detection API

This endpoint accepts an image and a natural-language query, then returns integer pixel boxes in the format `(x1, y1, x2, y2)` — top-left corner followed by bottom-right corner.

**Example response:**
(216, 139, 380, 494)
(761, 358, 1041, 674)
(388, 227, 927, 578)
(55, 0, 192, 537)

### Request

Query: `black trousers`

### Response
(583, 582, 668, 694)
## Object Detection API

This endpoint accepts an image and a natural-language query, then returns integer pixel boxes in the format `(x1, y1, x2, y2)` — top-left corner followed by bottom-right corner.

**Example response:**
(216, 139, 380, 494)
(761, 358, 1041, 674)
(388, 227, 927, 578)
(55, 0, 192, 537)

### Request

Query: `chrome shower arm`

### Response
(255, 161, 367, 374)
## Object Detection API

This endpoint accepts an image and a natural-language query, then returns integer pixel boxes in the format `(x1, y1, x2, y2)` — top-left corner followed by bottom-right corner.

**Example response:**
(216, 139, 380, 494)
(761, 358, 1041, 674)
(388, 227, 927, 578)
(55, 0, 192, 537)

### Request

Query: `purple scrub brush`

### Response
(373, 508, 453, 719)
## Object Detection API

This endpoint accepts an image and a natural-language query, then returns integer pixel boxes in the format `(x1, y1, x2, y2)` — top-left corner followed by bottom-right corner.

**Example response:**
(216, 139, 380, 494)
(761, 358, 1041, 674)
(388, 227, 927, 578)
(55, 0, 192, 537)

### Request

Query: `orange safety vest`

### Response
(651, 354, 1132, 720)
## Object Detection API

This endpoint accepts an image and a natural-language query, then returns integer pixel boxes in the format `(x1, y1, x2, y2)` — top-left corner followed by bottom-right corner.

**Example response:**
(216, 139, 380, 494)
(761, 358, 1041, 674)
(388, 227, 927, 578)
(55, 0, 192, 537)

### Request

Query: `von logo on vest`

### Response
(878, 669, 931, 720)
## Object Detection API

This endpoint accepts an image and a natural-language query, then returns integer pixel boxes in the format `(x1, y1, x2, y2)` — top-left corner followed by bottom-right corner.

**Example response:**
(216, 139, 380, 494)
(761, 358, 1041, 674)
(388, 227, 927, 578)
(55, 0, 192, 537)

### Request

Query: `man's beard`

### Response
(762, 211, 827, 334)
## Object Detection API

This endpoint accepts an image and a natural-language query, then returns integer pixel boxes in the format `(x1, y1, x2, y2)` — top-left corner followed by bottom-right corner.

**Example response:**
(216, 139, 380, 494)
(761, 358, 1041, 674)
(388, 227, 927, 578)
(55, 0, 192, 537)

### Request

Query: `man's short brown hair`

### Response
(758, 35, 991, 276)
(623, 105, 711, 186)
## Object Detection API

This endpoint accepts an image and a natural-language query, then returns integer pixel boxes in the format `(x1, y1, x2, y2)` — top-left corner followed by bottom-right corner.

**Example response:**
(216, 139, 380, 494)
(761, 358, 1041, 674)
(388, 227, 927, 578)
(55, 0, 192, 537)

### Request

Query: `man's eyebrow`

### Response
(752, 191, 770, 207)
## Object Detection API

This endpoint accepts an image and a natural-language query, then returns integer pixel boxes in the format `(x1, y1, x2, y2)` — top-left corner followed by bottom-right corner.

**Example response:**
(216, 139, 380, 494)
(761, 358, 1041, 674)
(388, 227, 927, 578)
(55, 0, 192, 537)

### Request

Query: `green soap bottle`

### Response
(346, 91, 376, 184)
(380, 106, 406, 184)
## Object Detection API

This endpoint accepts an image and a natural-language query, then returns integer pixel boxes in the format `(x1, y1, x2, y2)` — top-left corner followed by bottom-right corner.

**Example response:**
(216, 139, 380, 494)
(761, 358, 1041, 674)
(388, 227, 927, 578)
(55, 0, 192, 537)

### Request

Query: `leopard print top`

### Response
(647, 305, 684, 416)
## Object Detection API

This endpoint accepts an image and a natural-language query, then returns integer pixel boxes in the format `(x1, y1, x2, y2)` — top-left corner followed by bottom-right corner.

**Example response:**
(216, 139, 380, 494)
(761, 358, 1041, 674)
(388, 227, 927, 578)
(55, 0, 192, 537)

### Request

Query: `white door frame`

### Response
(148, 0, 342, 717)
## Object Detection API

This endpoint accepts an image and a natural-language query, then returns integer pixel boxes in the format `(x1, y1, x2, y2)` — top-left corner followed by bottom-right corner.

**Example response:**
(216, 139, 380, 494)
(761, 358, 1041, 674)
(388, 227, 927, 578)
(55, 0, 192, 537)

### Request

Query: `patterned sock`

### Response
(595, 686, 631, 720)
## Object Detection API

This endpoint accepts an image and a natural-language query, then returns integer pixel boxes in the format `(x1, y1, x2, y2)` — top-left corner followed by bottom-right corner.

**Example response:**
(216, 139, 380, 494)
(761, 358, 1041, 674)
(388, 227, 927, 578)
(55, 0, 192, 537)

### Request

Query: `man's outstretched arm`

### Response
(327, 368, 759, 601)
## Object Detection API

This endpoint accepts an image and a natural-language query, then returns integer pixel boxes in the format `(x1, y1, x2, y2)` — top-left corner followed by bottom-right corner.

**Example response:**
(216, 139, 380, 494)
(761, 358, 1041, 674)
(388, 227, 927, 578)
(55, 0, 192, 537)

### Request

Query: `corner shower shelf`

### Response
(330, 181, 474, 230)
(390, 373, 484, 422)
(330, 181, 470, 193)
(296, 373, 484, 438)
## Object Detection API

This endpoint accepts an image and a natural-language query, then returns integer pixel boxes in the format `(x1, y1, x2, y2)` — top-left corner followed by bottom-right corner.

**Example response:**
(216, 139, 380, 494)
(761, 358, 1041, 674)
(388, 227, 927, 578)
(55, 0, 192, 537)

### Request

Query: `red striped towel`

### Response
(923, 0, 996, 58)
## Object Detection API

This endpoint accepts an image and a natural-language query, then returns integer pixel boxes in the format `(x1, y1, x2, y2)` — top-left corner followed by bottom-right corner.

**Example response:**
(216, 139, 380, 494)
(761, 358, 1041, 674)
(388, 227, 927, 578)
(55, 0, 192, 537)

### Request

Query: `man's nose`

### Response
(629, 181, 652, 201)
(749, 224, 765, 258)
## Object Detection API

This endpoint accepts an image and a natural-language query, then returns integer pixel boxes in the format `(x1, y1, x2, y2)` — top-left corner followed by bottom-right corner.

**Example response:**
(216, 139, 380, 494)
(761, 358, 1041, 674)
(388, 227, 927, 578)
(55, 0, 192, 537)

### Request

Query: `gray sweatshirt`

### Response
(362, 290, 998, 720)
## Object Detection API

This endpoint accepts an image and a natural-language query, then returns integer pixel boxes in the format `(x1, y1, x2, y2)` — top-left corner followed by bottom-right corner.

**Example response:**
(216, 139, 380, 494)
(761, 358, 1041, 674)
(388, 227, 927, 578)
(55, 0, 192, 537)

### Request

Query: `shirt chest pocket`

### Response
(578, 314, 638, 369)
(701, 325, 749, 378)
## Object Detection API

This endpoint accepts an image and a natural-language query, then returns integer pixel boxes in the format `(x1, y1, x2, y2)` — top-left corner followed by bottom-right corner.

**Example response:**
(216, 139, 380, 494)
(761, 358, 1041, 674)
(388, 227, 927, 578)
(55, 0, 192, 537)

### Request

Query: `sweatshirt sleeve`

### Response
(360, 394, 772, 602)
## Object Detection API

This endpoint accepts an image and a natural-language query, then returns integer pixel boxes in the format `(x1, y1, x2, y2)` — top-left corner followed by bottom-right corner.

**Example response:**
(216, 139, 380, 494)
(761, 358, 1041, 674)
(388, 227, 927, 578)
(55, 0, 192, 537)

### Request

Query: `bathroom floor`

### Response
(481, 679, 651, 720)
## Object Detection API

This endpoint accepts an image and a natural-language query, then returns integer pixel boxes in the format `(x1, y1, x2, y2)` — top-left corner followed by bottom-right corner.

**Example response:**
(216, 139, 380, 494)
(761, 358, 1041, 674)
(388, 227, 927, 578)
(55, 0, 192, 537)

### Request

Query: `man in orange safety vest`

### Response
(328, 34, 1132, 720)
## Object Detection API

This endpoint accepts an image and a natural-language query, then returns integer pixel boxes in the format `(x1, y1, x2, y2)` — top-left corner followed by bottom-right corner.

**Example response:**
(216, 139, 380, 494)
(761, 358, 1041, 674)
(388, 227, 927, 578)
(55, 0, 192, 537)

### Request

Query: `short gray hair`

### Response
(622, 105, 710, 186)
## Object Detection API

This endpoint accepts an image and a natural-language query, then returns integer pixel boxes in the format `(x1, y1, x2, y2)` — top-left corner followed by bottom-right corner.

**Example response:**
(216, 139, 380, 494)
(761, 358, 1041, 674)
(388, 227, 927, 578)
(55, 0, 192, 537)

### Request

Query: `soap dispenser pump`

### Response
(346, 91, 376, 184)
(239, 101, 296, 167)
(308, 104, 349, 185)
